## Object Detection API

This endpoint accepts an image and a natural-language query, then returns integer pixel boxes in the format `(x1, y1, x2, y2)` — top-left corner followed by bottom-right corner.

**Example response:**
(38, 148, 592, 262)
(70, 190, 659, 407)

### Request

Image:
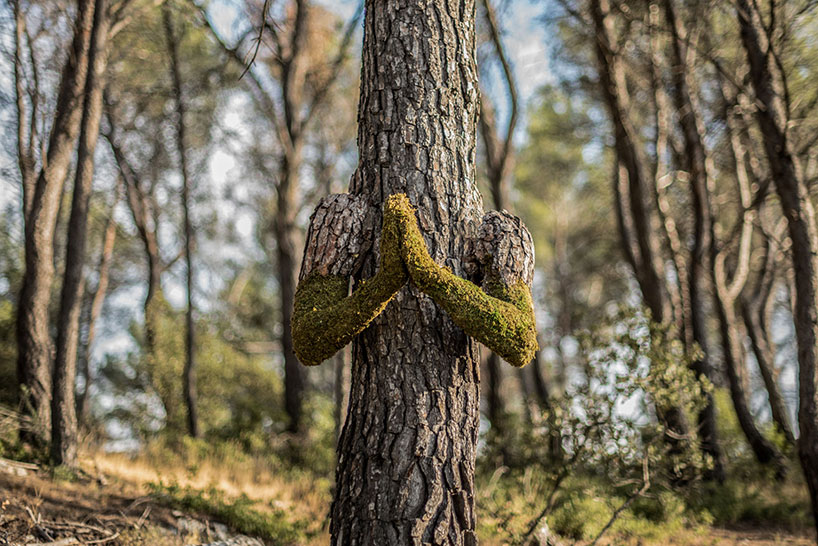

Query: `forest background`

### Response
(1, 0, 817, 544)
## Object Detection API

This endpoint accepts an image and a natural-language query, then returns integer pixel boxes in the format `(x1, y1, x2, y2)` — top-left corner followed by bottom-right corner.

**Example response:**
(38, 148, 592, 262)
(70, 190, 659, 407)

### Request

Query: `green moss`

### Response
(390, 194, 538, 367)
(292, 202, 407, 366)
(292, 193, 538, 368)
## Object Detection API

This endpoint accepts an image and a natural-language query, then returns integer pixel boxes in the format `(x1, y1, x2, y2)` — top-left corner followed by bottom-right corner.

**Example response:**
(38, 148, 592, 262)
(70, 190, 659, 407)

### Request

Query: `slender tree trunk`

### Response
(277, 0, 309, 435)
(662, 0, 724, 480)
(76, 187, 118, 427)
(163, 5, 199, 439)
(107, 120, 170, 425)
(12, 0, 36, 225)
(741, 302, 796, 445)
(712, 272, 785, 474)
(737, 0, 818, 533)
(52, 0, 111, 467)
(16, 0, 97, 446)
(277, 148, 305, 433)
(590, 0, 692, 453)
(331, 0, 482, 542)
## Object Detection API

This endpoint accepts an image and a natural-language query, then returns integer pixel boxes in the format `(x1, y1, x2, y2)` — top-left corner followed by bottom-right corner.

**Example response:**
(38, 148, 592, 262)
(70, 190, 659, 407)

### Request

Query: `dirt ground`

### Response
(0, 458, 815, 545)
(0, 464, 229, 545)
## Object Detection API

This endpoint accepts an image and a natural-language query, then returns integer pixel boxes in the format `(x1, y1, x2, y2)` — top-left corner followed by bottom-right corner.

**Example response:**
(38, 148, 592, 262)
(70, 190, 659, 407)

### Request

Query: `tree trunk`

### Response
(590, 0, 692, 454)
(163, 4, 199, 439)
(737, 0, 818, 533)
(278, 0, 309, 435)
(76, 187, 119, 427)
(278, 148, 305, 433)
(16, 0, 97, 446)
(106, 119, 170, 425)
(662, 0, 724, 480)
(330, 0, 483, 543)
(12, 0, 36, 226)
(741, 303, 796, 445)
(712, 274, 785, 474)
(52, 0, 111, 467)
(333, 348, 347, 447)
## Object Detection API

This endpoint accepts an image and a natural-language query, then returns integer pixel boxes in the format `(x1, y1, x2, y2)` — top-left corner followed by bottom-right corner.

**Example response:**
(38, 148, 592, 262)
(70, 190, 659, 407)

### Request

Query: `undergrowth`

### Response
(148, 481, 308, 545)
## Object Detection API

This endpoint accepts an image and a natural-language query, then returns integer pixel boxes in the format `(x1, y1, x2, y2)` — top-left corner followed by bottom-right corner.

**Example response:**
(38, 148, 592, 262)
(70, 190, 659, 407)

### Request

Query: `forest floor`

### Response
(0, 452, 814, 545)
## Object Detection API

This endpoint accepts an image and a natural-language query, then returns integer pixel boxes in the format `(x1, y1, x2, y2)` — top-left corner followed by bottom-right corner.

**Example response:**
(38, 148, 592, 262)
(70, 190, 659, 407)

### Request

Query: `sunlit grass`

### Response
(83, 441, 333, 544)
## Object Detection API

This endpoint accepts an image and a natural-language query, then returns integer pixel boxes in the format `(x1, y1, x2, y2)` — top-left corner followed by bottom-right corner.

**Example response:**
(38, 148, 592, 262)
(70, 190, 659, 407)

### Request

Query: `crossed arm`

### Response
(292, 194, 538, 367)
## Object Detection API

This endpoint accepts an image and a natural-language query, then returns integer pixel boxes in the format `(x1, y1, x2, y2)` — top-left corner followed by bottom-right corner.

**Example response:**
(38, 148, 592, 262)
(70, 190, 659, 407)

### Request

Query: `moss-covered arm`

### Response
(292, 198, 407, 366)
(388, 194, 538, 368)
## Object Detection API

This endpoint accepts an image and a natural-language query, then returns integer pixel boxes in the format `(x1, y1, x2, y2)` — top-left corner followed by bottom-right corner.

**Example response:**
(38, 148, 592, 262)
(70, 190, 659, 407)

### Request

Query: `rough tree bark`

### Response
(295, 0, 525, 541)
(296, 193, 537, 544)
(16, 0, 97, 445)
(163, 4, 199, 439)
(51, 0, 112, 467)
(736, 0, 818, 533)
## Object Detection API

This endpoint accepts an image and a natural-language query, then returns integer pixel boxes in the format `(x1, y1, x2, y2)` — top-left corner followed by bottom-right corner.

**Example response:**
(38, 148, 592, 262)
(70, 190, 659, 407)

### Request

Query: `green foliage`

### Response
(0, 299, 18, 407)
(148, 482, 306, 544)
(515, 85, 625, 335)
(51, 464, 81, 483)
(0, 210, 22, 408)
(477, 306, 716, 543)
(684, 475, 811, 529)
(100, 299, 284, 442)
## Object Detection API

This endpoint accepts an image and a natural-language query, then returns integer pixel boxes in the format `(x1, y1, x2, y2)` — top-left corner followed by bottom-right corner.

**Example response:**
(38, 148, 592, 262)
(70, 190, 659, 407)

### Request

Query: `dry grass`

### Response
(84, 448, 332, 544)
(1, 453, 815, 545)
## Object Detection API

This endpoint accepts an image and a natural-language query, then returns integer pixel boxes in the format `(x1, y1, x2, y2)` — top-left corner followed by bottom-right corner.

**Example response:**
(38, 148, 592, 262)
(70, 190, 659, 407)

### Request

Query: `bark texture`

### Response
(16, 0, 97, 444)
(52, 0, 111, 467)
(330, 0, 484, 542)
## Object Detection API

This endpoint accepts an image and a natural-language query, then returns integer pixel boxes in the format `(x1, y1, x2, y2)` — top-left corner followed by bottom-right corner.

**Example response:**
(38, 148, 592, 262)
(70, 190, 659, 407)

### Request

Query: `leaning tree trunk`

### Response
(76, 187, 118, 427)
(52, 0, 111, 467)
(330, 0, 483, 543)
(737, 0, 818, 534)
